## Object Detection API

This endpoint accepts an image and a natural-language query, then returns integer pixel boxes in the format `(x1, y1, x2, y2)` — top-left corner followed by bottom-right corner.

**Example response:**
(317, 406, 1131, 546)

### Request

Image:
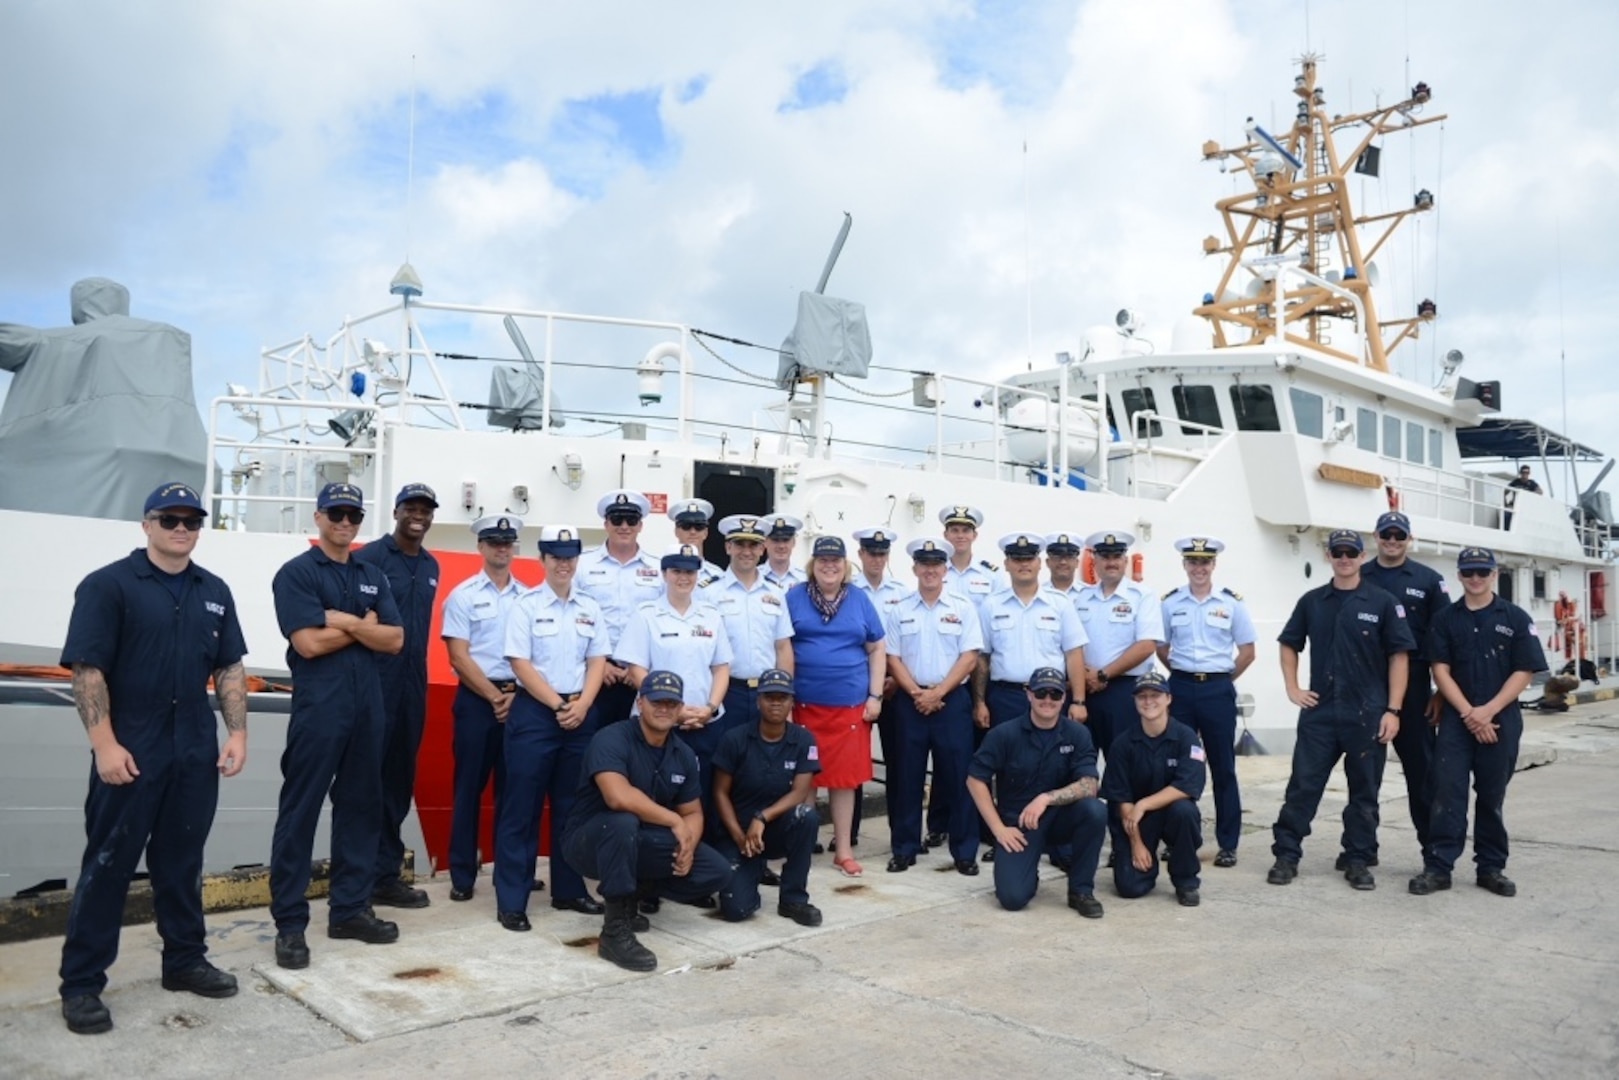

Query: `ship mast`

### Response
(1193, 56, 1446, 372)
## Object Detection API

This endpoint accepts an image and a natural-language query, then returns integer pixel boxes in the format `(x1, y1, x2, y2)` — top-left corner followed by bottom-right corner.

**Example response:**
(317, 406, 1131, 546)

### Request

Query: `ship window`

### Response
(1499, 568, 1514, 603)
(1229, 384, 1281, 432)
(1081, 392, 1119, 436)
(1429, 429, 1443, 469)
(1534, 570, 1547, 601)
(1357, 407, 1378, 451)
(1290, 387, 1324, 438)
(1383, 415, 1402, 459)
(1120, 387, 1163, 438)
(1406, 421, 1425, 464)
(1171, 384, 1223, 434)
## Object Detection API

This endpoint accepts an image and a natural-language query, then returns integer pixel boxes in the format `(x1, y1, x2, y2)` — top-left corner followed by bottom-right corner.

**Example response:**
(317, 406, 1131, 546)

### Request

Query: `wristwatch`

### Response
(753, 810, 769, 824)
(1383, 707, 1400, 716)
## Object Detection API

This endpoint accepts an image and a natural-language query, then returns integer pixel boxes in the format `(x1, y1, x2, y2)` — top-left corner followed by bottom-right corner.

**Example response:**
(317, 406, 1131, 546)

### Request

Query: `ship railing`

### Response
(1113, 410, 1230, 499)
(1383, 460, 1611, 556)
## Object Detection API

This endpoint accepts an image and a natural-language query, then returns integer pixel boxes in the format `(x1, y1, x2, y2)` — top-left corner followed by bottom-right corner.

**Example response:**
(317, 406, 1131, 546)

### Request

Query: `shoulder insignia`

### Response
(1221, 586, 1244, 601)
(1162, 587, 1180, 600)
(979, 559, 1000, 572)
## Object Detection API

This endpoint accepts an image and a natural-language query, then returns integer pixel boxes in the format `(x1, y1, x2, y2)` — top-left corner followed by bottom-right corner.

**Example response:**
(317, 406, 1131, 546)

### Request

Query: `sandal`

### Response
(833, 856, 864, 878)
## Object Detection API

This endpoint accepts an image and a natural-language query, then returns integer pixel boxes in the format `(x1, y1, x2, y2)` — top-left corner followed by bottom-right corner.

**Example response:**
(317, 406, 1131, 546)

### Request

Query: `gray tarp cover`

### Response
(0, 278, 206, 520)
(487, 364, 564, 429)
(776, 291, 872, 388)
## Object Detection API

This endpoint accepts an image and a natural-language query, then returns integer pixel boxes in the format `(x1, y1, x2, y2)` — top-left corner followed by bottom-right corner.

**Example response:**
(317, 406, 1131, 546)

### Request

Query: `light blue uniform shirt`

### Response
(946, 559, 1001, 611)
(614, 595, 735, 707)
(762, 564, 808, 592)
(1161, 585, 1256, 673)
(854, 575, 910, 621)
(979, 587, 1088, 682)
(1074, 581, 1167, 675)
(700, 570, 794, 680)
(441, 570, 527, 681)
(576, 545, 663, 647)
(696, 559, 726, 591)
(504, 584, 612, 694)
(884, 589, 985, 686)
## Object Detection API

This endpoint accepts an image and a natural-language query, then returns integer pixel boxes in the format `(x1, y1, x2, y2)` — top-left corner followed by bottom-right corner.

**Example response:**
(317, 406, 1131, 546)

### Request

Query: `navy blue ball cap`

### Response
(1326, 528, 1364, 554)
(395, 482, 439, 508)
(1133, 669, 1170, 695)
(757, 668, 795, 696)
(317, 482, 365, 511)
(812, 535, 847, 559)
(143, 481, 206, 517)
(1457, 546, 1497, 571)
(1027, 667, 1066, 693)
(641, 670, 685, 703)
(1375, 510, 1411, 535)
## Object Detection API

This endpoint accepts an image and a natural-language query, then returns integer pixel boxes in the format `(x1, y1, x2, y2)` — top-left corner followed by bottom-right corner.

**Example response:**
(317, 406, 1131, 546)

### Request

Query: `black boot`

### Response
(597, 897, 657, 972)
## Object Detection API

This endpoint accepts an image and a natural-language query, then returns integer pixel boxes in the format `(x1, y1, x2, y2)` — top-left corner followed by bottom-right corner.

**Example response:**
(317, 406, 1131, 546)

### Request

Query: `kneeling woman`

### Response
(711, 669, 823, 926)
(496, 525, 611, 930)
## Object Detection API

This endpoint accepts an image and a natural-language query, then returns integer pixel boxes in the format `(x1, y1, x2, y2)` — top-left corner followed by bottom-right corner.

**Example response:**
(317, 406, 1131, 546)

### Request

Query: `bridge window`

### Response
(1120, 387, 1163, 438)
(1357, 407, 1378, 451)
(1429, 428, 1443, 468)
(1289, 387, 1324, 438)
(1406, 421, 1425, 464)
(1229, 384, 1281, 432)
(1171, 384, 1223, 434)
(1081, 392, 1118, 435)
(1383, 414, 1402, 459)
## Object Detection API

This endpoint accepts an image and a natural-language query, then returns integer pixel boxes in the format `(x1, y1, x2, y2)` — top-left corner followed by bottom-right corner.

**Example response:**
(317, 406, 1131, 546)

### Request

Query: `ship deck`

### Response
(3, 704, 1617, 1079)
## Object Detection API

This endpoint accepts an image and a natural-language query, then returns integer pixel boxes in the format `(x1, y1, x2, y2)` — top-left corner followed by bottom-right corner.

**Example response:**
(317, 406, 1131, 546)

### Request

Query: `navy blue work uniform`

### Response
(1271, 581, 1415, 865)
(1359, 557, 1448, 858)
(353, 535, 439, 891)
(1101, 721, 1207, 897)
(969, 715, 1106, 910)
(711, 722, 821, 920)
(561, 722, 732, 902)
(1425, 597, 1546, 877)
(269, 548, 401, 933)
(58, 551, 247, 999)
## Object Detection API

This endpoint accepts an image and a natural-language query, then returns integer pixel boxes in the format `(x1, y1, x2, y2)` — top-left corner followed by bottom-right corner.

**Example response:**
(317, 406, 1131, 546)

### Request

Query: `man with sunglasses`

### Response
(668, 498, 726, 588)
(1411, 548, 1546, 898)
(1357, 510, 1449, 869)
(57, 483, 249, 1035)
(354, 483, 441, 910)
(269, 483, 405, 970)
(1268, 529, 1415, 891)
(579, 489, 662, 726)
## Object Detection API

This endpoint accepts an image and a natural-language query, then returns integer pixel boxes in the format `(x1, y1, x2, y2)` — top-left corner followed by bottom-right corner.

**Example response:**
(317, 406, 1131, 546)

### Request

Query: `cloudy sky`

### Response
(3, 0, 1616, 493)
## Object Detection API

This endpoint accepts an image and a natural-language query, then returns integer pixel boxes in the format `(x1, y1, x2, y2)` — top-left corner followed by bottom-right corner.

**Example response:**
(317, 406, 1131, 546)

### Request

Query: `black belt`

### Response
(1170, 670, 1232, 682)
(517, 687, 582, 704)
(730, 676, 761, 690)
(465, 679, 518, 694)
(990, 679, 1031, 689)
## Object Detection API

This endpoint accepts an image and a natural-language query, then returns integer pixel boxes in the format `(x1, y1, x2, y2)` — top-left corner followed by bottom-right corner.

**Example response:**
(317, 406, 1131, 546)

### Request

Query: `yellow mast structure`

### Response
(1193, 56, 1446, 372)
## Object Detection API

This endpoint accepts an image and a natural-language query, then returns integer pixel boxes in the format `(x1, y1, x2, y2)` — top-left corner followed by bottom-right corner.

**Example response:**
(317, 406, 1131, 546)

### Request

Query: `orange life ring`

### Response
(1385, 483, 1402, 511)
(1081, 549, 1098, 585)
(1131, 551, 1145, 582)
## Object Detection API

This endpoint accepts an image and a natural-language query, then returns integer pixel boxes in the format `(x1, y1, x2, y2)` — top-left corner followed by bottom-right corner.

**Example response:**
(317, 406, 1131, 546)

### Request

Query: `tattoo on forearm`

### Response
(215, 662, 248, 733)
(1047, 776, 1099, 805)
(71, 664, 110, 732)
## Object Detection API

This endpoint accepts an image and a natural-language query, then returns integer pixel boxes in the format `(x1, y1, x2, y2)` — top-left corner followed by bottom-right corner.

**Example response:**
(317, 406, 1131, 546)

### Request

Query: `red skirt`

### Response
(795, 702, 873, 789)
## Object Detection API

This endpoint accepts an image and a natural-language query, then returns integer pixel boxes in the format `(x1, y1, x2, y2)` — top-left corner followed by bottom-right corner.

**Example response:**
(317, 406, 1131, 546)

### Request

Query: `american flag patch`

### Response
(1190, 745, 1206, 762)
(807, 745, 820, 761)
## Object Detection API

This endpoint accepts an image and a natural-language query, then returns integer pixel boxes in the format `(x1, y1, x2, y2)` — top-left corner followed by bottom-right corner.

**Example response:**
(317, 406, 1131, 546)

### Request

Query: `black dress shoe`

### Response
(1105, 851, 1115, 869)
(1175, 886, 1201, 908)
(371, 880, 430, 908)
(1266, 858, 1298, 885)
(161, 961, 238, 998)
(1213, 849, 1238, 868)
(1068, 892, 1104, 919)
(329, 910, 400, 944)
(1477, 869, 1517, 897)
(886, 853, 915, 873)
(1334, 852, 1379, 870)
(924, 831, 947, 851)
(498, 910, 532, 932)
(1342, 861, 1376, 891)
(551, 895, 606, 915)
(1408, 871, 1452, 895)
(778, 901, 823, 927)
(62, 994, 112, 1035)
(531, 878, 546, 891)
(449, 884, 475, 902)
(275, 932, 310, 970)
(760, 865, 781, 887)
(812, 840, 826, 855)
(981, 847, 996, 863)
(638, 895, 662, 915)
(1049, 854, 1073, 873)
(953, 859, 979, 877)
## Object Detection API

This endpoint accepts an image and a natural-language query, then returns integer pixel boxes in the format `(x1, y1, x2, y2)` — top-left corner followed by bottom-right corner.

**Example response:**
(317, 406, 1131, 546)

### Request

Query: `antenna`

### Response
(406, 55, 417, 261)
(1023, 136, 1033, 368)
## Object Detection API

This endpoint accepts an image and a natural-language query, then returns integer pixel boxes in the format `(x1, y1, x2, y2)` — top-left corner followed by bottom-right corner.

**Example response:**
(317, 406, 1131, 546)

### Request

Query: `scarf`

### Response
(808, 581, 848, 623)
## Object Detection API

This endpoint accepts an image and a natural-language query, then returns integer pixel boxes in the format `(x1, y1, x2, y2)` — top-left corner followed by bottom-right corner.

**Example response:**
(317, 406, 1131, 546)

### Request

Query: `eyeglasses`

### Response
(1378, 530, 1409, 542)
(1459, 568, 1493, 579)
(148, 513, 204, 531)
(323, 507, 365, 525)
(1329, 548, 1360, 560)
(1030, 688, 1065, 701)
(606, 512, 640, 526)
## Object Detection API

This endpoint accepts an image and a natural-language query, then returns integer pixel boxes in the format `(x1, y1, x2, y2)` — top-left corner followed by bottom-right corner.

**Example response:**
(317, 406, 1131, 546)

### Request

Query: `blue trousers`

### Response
(890, 688, 976, 862)
(1271, 703, 1386, 864)
(1169, 674, 1242, 852)
(1109, 800, 1204, 897)
(1388, 663, 1437, 858)
(969, 681, 1038, 842)
(271, 698, 384, 932)
(374, 667, 428, 889)
(1085, 676, 1138, 764)
(853, 694, 898, 844)
(494, 692, 596, 913)
(595, 677, 637, 726)
(562, 812, 733, 901)
(989, 800, 1107, 910)
(713, 803, 818, 918)
(1426, 711, 1523, 875)
(448, 686, 505, 891)
(59, 745, 218, 998)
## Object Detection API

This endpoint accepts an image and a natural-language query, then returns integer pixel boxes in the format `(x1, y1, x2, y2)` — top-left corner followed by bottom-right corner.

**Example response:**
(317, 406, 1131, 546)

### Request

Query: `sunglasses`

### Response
(606, 512, 641, 526)
(148, 513, 204, 531)
(323, 507, 365, 525)
(1030, 688, 1065, 701)
(1459, 568, 1493, 579)
(1378, 530, 1409, 542)
(1329, 548, 1360, 560)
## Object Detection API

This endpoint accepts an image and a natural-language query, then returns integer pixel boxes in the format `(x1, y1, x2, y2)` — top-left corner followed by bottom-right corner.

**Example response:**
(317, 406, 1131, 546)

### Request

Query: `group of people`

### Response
(54, 481, 1547, 1035)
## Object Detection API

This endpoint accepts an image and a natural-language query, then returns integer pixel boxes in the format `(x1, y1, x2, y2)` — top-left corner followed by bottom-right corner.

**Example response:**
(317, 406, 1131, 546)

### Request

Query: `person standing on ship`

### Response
(883, 537, 984, 875)
(57, 482, 250, 1036)
(495, 525, 611, 930)
(1267, 529, 1414, 891)
(1158, 536, 1255, 869)
(1357, 510, 1449, 870)
(578, 489, 662, 726)
(668, 497, 726, 588)
(440, 514, 527, 903)
(850, 526, 907, 848)
(1072, 530, 1164, 762)
(354, 482, 440, 911)
(762, 514, 808, 591)
(269, 483, 404, 971)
